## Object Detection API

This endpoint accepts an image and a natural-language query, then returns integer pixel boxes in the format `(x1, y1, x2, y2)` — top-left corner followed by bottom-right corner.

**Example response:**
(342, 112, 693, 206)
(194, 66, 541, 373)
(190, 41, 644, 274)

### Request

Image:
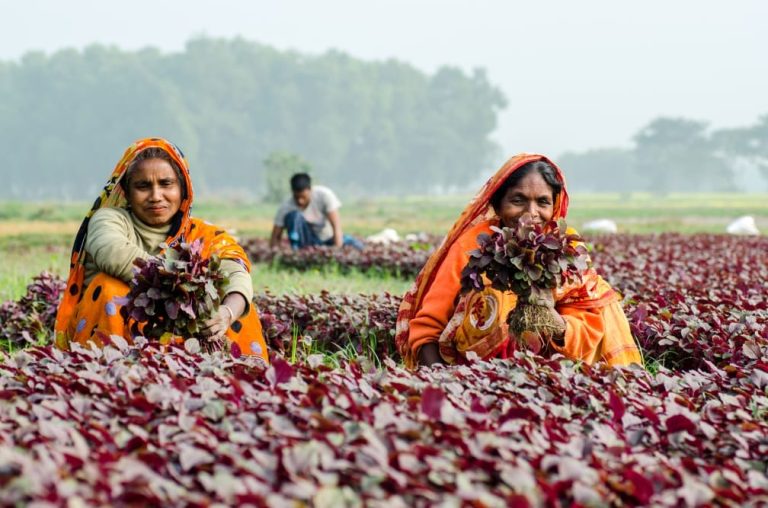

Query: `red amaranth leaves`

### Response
(118, 239, 226, 342)
(242, 236, 442, 278)
(0, 234, 766, 505)
(460, 217, 589, 298)
(588, 233, 768, 369)
(254, 291, 400, 358)
(3, 234, 768, 370)
(0, 272, 65, 350)
(0, 344, 766, 505)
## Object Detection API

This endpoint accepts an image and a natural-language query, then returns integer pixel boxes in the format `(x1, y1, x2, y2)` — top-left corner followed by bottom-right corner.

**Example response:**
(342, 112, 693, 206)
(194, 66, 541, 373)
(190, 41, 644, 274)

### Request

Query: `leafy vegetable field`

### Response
(242, 236, 441, 279)
(0, 234, 767, 505)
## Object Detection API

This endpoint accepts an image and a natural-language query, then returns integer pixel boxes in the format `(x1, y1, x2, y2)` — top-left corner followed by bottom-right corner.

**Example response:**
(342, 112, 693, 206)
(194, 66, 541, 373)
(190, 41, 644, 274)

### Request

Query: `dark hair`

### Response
(290, 173, 311, 192)
(120, 147, 188, 199)
(490, 160, 562, 211)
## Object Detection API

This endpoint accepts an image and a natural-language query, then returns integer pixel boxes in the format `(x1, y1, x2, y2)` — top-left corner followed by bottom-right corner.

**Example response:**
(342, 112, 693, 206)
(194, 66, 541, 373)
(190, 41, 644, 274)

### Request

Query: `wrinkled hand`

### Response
(529, 288, 556, 308)
(200, 306, 233, 340)
(540, 300, 567, 347)
(513, 289, 567, 351)
(418, 343, 445, 367)
(529, 289, 566, 336)
(546, 307, 567, 346)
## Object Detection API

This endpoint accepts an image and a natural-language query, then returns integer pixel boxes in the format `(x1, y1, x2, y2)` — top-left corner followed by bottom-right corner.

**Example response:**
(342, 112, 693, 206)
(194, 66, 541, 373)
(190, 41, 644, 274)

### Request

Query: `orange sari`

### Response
(395, 154, 643, 369)
(54, 138, 269, 364)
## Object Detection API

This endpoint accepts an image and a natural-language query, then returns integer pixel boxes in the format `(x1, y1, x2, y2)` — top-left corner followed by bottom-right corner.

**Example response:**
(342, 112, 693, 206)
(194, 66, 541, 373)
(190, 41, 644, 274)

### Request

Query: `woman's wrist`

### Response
(221, 305, 235, 325)
(549, 310, 567, 346)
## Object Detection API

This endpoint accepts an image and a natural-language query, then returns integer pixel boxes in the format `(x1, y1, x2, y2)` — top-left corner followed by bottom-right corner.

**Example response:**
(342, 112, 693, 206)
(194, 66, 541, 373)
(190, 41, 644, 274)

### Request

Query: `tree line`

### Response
(0, 37, 506, 199)
(559, 116, 768, 193)
(1, 36, 764, 199)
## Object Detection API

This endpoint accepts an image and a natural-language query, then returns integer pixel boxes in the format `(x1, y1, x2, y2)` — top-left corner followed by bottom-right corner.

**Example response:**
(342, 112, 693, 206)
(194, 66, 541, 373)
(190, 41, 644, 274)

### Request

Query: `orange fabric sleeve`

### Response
(407, 221, 492, 357)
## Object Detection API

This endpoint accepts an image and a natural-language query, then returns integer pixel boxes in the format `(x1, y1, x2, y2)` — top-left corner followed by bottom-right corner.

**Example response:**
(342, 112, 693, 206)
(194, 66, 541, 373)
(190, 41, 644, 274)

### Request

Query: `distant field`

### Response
(1, 193, 766, 301)
(1, 192, 767, 237)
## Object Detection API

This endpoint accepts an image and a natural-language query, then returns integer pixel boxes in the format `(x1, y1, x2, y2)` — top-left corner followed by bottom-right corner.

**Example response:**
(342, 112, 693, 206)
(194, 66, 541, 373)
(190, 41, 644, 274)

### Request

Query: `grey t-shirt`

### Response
(273, 185, 341, 242)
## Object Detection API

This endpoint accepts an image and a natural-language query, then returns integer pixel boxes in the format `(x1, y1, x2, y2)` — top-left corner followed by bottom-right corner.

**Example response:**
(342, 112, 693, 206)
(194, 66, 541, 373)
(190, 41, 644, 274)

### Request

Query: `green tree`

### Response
(711, 115, 768, 180)
(0, 37, 506, 199)
(262, 151, 311, 203)
(557, 148, 637, 193)
(632, 117, 733, 193)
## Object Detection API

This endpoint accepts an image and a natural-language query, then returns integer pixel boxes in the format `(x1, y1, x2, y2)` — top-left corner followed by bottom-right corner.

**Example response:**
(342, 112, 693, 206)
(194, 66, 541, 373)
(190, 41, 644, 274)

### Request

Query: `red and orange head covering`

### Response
(76, 138, 193, 254)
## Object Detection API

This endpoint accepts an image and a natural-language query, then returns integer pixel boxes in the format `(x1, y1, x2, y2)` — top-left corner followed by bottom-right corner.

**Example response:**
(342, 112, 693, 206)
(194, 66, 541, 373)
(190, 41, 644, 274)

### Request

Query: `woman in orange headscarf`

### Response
(396, 154, 642, 369)
(54, 138, 269, 364)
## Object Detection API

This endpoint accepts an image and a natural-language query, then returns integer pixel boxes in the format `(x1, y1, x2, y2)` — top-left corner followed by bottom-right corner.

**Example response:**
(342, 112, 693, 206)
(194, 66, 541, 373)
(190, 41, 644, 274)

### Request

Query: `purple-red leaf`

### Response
(421, 386, 445, 419)
(665, 414, 697, 434)
(266, 357, 294, 387)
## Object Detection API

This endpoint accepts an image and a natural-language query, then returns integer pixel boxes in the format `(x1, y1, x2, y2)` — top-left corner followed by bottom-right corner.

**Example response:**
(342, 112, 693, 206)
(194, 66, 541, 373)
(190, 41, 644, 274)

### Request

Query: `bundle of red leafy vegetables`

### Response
(460, 216, 590, 353)
(118, 239, 227, 351)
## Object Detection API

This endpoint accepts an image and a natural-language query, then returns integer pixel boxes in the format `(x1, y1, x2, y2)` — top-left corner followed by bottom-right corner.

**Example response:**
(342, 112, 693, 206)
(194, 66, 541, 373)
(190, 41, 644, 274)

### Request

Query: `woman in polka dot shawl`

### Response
(54, 138, 269, 364)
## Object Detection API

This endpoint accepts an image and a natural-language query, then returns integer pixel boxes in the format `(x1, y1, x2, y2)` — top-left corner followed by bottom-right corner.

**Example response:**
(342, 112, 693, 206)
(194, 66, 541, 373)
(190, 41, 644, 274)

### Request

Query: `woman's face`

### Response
(495, 170, 555, 228)
(125, 158, 183, 227)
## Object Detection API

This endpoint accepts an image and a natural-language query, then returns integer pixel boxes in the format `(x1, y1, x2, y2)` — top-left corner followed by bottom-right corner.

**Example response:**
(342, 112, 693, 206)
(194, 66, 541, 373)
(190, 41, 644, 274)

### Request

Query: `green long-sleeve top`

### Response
(83, 207, 253, 301)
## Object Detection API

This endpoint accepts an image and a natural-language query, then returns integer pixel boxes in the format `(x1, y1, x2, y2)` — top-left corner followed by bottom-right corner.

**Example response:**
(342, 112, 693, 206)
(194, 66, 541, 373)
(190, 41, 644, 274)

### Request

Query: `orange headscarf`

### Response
(54, 137, 251, 335)
(395, 153, 618, 367)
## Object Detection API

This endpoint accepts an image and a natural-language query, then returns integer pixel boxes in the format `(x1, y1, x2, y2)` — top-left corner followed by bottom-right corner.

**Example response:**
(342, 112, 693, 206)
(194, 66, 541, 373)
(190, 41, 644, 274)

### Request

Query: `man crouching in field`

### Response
(269, 173, 364, 250)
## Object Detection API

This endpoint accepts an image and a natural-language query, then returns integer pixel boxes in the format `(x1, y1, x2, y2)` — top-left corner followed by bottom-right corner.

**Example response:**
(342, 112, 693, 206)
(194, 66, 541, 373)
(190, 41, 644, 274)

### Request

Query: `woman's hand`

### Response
(200, 293, 247, 340)
(530, 290, 566, 328)
(201, 305, 235, 340)
(519, 289, 567, 348)
(547, 308, 567, 346)
(528, 287, 556, 308)
(418, 343, 445, 367)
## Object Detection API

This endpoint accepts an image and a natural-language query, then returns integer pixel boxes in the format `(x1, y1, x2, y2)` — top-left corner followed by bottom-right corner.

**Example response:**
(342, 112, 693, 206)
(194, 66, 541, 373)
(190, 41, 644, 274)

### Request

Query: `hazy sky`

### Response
(1, 0, 766, 158)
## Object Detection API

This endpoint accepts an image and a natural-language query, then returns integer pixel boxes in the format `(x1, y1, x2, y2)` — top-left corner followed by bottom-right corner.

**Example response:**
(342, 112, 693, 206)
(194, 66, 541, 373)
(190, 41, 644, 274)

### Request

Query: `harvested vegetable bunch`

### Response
(118, 239, 227, 351)
(460, 215, 590, 353)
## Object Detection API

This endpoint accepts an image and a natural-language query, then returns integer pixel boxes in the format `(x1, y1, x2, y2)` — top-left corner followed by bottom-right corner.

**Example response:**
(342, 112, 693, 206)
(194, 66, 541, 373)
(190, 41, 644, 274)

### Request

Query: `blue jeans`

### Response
(284, 210, 364, 250)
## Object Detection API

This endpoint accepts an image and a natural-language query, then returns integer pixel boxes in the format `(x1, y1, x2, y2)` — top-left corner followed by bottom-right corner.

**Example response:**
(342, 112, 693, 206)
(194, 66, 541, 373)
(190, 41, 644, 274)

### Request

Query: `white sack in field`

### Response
(404, 232, 432, 243)
(726, 216, 760, 235)
(367, 228, 400, 244)
(581, 219, 618, 234)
